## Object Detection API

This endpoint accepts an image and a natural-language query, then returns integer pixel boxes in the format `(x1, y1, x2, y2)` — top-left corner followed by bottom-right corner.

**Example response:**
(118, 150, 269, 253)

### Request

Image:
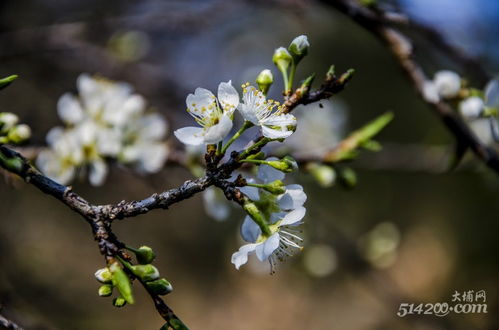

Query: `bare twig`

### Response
(324, 0, 499, 174)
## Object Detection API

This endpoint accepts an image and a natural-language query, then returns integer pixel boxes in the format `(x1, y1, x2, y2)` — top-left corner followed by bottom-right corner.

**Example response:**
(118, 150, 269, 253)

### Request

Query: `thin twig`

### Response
(324, 0, 499, 174)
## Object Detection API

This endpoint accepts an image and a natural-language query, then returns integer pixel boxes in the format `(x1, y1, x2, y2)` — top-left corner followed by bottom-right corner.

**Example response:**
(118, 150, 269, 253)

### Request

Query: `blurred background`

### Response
(0, 0, 498, 329)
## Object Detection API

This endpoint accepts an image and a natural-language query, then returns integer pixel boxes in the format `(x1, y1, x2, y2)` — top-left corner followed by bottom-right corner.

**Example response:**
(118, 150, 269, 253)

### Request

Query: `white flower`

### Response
(38, 74, 169, 185)
(174, 81, 239, 145)
(459, 97, 484, 119)
(433, 70, 461, 99)
(233, 162, 307, 270)
(285, 100, 346, 157)
(238, 83, 296, 139)
(202, 186, 231, 221)
(120, 113, 169, 173)
(422, 80, 440, 103)
(231, 207, 306, 270)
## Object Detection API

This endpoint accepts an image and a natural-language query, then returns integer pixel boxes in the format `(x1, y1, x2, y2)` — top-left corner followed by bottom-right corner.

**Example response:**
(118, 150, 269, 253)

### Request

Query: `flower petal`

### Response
(89, 158, 108, 186)
(231, 243, 259, 270)
(203, 114, 233, 144)
(57, 93, 84, 124)
(241, 216, 261, 242)
(279, 206, 306, 226)
(485, 79, 499, 108)
(186, 88, 216, 119)
(278, 184, 307, 210)
(203, 187, 231, 221)
(257, 159, 285, 182)
(261, 114, 296, 139)
(218, 80, 239, 113)
(174, 126, 205, 145)
(239, 185, 260, 201)
(255, 233, 280, 261)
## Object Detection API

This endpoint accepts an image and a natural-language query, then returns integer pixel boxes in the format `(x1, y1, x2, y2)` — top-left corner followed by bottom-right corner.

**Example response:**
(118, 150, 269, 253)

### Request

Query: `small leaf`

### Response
(0, 75, 18, 91)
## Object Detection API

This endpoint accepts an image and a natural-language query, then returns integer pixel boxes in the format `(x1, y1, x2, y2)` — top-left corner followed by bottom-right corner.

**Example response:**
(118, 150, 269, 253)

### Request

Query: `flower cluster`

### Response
(37, 74, 169, 185)
(423, 69, 499, 144)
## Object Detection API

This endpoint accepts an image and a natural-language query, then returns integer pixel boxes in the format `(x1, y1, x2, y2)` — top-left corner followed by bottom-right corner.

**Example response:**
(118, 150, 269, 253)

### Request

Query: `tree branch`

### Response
(324, 0, 499, 174)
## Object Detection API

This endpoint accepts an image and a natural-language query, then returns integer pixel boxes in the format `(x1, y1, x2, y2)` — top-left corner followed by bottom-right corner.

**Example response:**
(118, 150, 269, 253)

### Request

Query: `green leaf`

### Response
(0, 75, 18, 91)
(170, 318, 189, 330)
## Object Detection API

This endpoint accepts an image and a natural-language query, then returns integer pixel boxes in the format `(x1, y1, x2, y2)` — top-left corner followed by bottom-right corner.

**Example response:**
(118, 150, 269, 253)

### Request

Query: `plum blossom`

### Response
(231, 207, 306, 271)
(232, 162, 307, 270)
(459, 96, 484, 119)
(238, 83, 297, 139)
(37, 74, 168, 185)
(433, 70, 461, 99)
(174, 81, 239, 145)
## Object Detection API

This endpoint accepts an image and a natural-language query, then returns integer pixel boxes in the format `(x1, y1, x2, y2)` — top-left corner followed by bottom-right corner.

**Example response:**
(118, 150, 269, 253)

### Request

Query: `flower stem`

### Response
(238, 137, 271, 159)
(286, 62, 297, 94)
(219, 121, 253, 155)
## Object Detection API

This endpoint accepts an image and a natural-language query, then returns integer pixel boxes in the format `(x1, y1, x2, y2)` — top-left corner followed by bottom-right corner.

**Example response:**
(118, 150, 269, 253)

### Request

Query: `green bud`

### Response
(95, 267, 113, 283)
(146, 278, 173, 296)
(309, 164, 336, 188)
(0, 113, 19, 132)
(131, 264, 160, 282)
(7, 124, 31, 143)
(261, 180, 286, 195)
(338, 167, 357, 188)
(98, 284, 113, 297)
(112, 296, 127, 308)
(288, 35, 309, 63)
(272, 47, 292, 73)
(243, 201, 271, 236)
(0, 75, 18, 91)
(256, 69, 274, 95)
(135, 245, 156, 265)
(265, 156, 298, 173)
(110, 262, 134, 304)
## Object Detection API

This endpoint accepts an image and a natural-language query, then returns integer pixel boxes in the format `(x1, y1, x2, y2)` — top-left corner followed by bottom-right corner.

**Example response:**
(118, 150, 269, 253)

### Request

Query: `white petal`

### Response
(186, 88, 216, 118)
(203, 114, 233, 144)
(241, 216, 261, 242)
(459, 97, 484, 119)
(255, 233, 280, 261)
(89, 159, 108, 186)
(46, 127, 65, 146)
(139, 114, 168, 140)
(279, 206, 306, 226)
(97, 129, 122, 156)
(218, 80, 239, 113)
(137, 143, 168, 173)
(278, 184, 307, 210)
(261, 114, 297, 139)
(485, 79, 499, 108)
(174, 126, 205, 145)
(203, 187, 230, 221)
(123, 94, 145, 116)
(257, 159, 285, 182)
(422, 80, 440, 103)
(231, 243, 259, 270)
(57, 93, 84, 124)
(239, 185, 260, 201)
(434, 70, 461, 99)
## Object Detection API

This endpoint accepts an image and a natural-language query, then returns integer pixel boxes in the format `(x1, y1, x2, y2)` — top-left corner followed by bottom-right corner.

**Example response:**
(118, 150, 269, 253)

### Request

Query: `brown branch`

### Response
(324, 0, 499, 174)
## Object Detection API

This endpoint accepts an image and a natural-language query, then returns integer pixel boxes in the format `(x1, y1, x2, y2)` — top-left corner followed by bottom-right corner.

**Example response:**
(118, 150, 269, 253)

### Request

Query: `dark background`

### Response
(0, 1, 498, 329)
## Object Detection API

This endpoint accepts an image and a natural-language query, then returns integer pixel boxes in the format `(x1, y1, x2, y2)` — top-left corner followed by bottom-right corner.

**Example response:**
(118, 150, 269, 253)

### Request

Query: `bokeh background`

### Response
(0, 0, 498, 329)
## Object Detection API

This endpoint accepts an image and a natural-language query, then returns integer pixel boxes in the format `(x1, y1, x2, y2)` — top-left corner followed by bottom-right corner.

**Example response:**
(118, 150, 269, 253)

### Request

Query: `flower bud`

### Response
(95, 267, 113, 283)
(8, 124, 31, 143)
(265, 156, 298, 173)
(433, 70, 461, 99)
(146, 278, 173, 296)
(309, 164, 336, 188)
(0, 112, 19, 131)
(113, 296, 127, 308)
(110, 262, 134, 304)
(338, 167, 357, 188)
(288, 35, 309, 63)
(0, 75, 18, 91)
(134, 245, 156, 265)
(256, 69, 274, 95)
(261, 180, 286, 195)
(98, 284, 113, 297)
(272, 47, 292, 73)
(131, 264, 160, 282)
(459, 96, 484, 119)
